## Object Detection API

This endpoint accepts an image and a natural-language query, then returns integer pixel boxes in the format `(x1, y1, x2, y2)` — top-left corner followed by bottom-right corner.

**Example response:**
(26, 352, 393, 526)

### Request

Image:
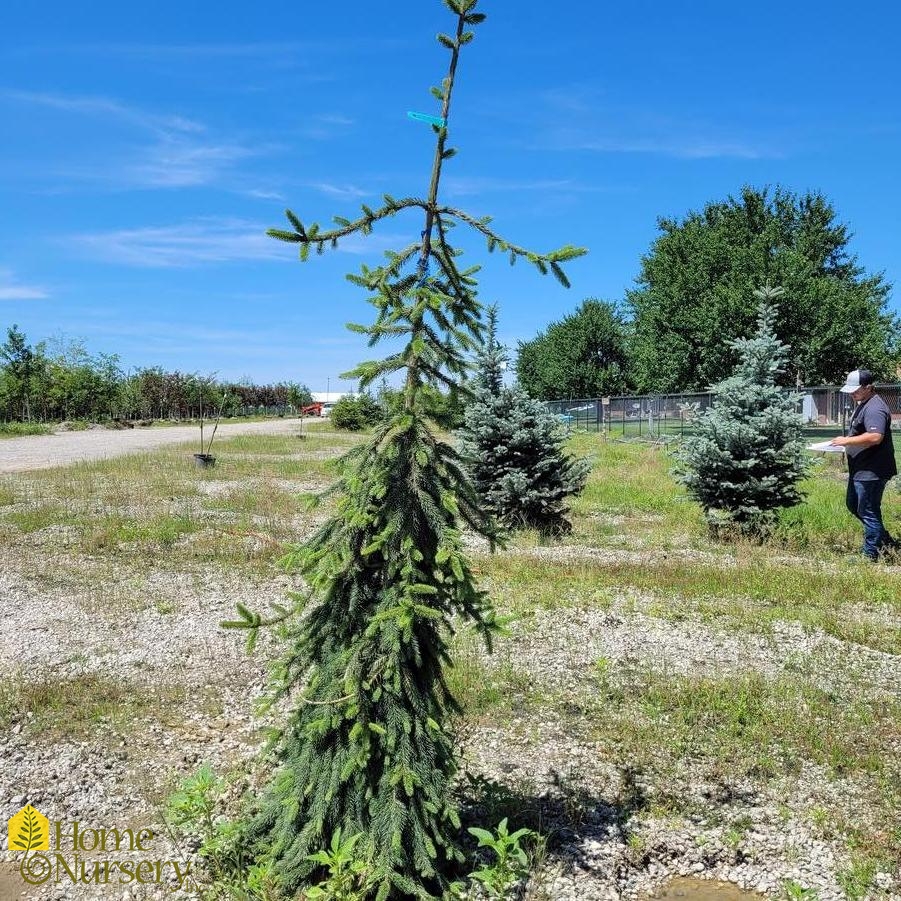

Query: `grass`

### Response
(448, 644, 901, 871)
(452, 432, 899, 875)
(0, 671, 189, 739)
(447, 630, 543, 722)
(837, 857, 886, 901)
(568, 432, 900, 545)
(450, 648, 901, 790)
(480, 555, 901, 653)
(0, 421, 51, 437)
(202, 482, 308, 518)
(0, 431, 357, 563)
(591, 670, 900, 781)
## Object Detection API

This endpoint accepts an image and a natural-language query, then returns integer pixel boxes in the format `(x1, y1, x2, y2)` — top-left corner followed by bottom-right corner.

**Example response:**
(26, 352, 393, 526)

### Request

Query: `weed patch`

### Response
(0, 672, 188, 739)
(481, 556, 901, 653)
(0, 422, 51, 437)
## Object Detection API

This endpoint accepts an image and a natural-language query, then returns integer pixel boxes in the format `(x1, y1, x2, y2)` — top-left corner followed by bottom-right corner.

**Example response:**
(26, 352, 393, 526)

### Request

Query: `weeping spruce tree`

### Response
(226, 3, 585, 898)
(673, 285, 808, 537)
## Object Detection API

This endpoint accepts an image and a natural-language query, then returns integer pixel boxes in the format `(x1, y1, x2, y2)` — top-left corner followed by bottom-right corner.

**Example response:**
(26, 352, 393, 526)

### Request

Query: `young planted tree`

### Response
(461, 306, 590, 535)
(673, 285, 808, 537)
(226, 3, 585, 898)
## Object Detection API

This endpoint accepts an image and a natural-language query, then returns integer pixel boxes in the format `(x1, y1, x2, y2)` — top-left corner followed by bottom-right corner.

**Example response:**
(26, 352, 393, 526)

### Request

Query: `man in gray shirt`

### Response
(831, 369, 898, 561)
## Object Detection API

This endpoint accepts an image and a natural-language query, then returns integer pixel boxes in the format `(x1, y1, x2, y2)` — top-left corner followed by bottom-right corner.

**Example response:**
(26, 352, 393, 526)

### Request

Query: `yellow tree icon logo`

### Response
(8, 805, 52, 886)
(7, 805, 49, 851)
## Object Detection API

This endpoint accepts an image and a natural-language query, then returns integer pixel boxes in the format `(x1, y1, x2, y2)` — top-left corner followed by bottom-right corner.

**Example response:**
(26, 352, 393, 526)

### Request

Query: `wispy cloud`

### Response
(83, 320, 293, 344)
(3, 89, 204, 136)
(68, 218, 408, 267)
(3, 90, 263, 190)
(313, 114, 354, 127)
(0, 268, 49, 300)
(443, 176, 578, 197)
(91, 316, 362, 347)
(125, 140, 259, 188)
(68, 219, 285, 267)
(302, 113, 355, 141)
(533, 86, 782, 160)
(549, 131, 774, 159)
(63, 41, 326, 59)
(6, 39, 407, 60)
(73, 319, 361, 366)
(307, 181, 372, 199)
(243, 188, 286, 201)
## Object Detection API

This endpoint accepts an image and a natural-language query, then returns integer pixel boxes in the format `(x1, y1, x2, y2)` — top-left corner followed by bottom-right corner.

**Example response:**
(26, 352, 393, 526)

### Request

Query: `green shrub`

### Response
(329, 394, 381, 431)
(0, 421, 51, 437)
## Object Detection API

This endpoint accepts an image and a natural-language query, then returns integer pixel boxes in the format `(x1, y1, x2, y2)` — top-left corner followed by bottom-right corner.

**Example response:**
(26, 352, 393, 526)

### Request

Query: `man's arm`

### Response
(831, 431, 884, 448)
(832, 405, 888, 448)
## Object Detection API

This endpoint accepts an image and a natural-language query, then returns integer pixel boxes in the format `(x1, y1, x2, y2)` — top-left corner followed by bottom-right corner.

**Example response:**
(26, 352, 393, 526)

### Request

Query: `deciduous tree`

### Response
(516, 298, 628, 399)
(628, 186, 898, 392)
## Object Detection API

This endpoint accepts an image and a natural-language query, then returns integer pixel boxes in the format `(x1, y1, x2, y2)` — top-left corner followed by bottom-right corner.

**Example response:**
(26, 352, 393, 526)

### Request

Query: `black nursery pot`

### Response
(193, 453, 216, 469)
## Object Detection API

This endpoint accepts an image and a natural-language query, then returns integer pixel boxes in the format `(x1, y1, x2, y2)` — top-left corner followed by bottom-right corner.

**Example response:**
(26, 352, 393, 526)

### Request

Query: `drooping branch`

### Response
(438, 207, 588, 286)
(269, 199, 586, 287)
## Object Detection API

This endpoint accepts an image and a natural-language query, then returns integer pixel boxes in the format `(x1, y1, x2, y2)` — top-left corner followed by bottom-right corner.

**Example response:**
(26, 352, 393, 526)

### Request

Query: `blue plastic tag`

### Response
(407, 111, 446, 127)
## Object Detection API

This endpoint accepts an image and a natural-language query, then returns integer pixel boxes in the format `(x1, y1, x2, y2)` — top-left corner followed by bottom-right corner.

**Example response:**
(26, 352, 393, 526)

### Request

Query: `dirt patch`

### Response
(649, 878, 761, 900)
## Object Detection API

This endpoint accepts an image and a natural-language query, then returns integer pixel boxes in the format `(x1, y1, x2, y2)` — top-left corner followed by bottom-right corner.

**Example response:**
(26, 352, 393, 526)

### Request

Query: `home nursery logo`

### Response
(6, 804, 192, 889)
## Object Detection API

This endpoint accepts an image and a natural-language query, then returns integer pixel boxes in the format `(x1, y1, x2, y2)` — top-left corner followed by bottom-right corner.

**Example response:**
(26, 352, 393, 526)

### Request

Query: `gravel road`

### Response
(0, 419, 309, 473)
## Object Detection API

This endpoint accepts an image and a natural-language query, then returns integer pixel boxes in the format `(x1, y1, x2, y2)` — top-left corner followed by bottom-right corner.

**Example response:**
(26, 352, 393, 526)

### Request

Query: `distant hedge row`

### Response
(0, 325, 312, 423)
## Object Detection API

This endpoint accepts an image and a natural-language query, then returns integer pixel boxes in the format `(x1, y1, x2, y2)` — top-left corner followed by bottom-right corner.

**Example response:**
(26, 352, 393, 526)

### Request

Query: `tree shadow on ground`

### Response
(454, 764, 760, 890)
(455, 764, 647, 867)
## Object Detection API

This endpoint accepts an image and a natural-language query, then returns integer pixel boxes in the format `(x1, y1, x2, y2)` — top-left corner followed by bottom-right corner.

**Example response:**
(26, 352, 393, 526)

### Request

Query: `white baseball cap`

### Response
(839, 369, 874, 393)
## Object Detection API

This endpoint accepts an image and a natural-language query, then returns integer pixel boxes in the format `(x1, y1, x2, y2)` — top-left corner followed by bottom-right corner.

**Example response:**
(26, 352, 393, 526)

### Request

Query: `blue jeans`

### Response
(846, 478, 895, 560)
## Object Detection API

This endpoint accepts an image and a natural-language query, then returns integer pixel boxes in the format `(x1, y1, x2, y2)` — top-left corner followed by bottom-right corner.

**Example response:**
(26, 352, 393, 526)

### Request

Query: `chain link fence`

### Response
(545, 385, 901, 440)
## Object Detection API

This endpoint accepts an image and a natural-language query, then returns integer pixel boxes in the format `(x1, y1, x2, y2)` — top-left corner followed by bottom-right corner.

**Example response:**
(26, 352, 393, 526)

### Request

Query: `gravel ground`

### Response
(0, 419, 310, 473)
(1, 454, 899, 899)
(3, 543, 898, 900)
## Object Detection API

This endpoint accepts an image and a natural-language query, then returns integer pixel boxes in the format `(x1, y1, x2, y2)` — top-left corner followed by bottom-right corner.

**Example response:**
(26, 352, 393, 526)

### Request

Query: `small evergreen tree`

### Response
(225, 3, 585, 898)
(461, 306, 590, 536)
(673, 285, 808, 537)
(330, 392, 382, 431)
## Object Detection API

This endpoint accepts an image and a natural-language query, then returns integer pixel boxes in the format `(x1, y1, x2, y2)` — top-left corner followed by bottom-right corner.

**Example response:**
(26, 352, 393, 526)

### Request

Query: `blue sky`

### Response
(2, 0, 899, 391)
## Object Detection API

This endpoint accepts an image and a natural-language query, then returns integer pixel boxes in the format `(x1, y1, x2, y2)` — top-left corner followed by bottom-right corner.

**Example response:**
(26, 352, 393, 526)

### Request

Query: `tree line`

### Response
(517, 186, 900, 399)
(0, 326, 312, 422)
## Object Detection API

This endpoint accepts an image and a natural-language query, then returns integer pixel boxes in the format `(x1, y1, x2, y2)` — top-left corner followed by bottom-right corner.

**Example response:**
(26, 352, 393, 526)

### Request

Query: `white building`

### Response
(310, 391, 355, 414)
